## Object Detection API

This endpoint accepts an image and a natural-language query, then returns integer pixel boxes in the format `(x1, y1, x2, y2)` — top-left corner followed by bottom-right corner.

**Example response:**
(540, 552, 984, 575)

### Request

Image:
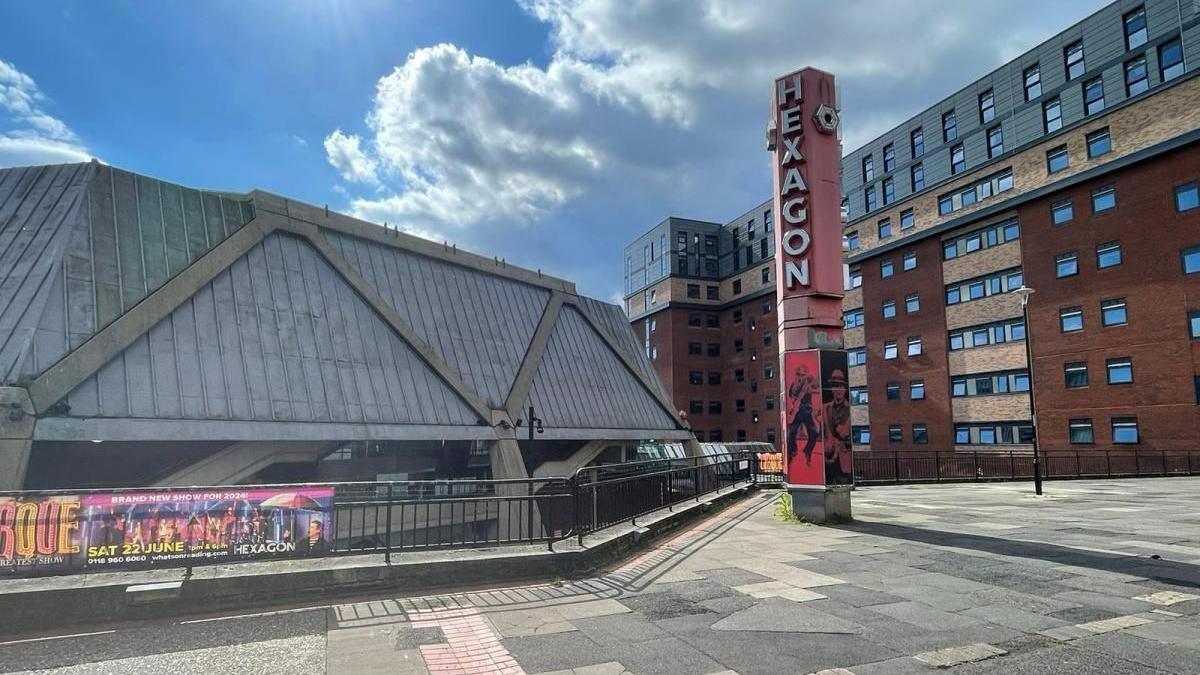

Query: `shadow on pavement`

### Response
(831, 519, 1200, 589)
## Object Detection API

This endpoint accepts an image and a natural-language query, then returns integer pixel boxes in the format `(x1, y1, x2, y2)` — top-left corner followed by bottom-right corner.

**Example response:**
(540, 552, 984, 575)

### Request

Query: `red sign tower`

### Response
(768, 68, 852, 521)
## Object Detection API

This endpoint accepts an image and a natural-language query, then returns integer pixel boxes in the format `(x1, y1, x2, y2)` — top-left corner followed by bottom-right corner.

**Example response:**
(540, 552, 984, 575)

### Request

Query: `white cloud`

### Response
(327, 0, 1099, 246)
(0, 59, 90, 167)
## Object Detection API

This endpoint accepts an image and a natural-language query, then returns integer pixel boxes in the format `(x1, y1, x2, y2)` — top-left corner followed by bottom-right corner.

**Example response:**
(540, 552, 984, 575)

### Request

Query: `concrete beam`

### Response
(33, 418, 499, 442)
(531, 439, 610, 479)
(283, 218, 495, 425)
(504, 292, 566, 421)
(489, 436, 543, 541)
(154, 441, 330, 487)
(28, 214, 278, 414)
(0, 387, 35, 490)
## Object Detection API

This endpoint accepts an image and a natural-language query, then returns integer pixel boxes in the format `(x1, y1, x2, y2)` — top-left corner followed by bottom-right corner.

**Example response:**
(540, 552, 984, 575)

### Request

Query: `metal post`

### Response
(1015, 288, 1043, 495)
(385, 483, 393, 565)
(973, 452, 979, 481)
(1106, 449, 1111, 478)
(935, 451, 941, 482)
(893, 451, 900, 483)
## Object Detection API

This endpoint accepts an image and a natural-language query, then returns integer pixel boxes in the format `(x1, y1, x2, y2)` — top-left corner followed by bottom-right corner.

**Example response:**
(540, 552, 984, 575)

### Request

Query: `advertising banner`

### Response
(820, 350, 854, 486)
(782, 350, 854, 487)
(0, 487, 334, 577)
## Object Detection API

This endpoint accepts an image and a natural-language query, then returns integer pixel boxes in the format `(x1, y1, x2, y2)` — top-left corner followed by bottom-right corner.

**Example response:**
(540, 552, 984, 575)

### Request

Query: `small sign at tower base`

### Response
(788, 484, 852, 524)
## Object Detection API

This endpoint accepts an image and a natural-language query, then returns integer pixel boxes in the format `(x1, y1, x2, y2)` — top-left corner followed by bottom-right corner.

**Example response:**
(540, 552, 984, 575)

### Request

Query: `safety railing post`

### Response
(973, 452, 979, 481)
(893, 452, 900, 483)
(385, 483, 393, 565)
(1106, 450, 1112, 478)
(935, 451, 942, 482)
(1009, 451, 1015, 479)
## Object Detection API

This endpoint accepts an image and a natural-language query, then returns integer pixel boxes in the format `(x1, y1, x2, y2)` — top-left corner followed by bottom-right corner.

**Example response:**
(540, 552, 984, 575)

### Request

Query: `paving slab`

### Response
(912, 642, 1006, 668)
(710, 597, 861, 634)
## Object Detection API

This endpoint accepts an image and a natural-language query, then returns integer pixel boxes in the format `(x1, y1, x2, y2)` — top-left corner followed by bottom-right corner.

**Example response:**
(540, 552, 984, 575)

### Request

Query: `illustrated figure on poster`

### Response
(785, 363, 822, 467)
(822, 369, 854, 485)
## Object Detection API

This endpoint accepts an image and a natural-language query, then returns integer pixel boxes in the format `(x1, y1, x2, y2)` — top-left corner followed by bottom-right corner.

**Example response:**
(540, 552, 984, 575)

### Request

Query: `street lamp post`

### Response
(1012, 285, 1042, 495)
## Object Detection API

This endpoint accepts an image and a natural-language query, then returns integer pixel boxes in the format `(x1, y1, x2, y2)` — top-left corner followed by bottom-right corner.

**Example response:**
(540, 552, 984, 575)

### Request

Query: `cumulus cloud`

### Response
(326, 0, 1097, 244)
(0, 59, 91, 167)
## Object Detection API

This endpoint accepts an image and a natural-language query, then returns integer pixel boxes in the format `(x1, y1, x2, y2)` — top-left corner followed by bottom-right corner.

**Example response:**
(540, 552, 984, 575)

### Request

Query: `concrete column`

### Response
(489, 434, 544, 542)
(0, 388, 35, 491)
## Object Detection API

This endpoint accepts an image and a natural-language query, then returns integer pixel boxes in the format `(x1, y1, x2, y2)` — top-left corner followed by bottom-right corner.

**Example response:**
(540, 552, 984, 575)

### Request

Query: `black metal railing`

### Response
(854, 449, 1200, 484)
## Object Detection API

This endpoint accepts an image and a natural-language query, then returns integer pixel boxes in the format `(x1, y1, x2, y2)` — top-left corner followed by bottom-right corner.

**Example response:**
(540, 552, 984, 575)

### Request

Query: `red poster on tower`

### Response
(782, 350, 823, 486)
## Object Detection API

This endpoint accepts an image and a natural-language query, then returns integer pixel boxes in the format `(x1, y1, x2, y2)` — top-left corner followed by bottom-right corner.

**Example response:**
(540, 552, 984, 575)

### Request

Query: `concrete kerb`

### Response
(0, 483, 759, 636)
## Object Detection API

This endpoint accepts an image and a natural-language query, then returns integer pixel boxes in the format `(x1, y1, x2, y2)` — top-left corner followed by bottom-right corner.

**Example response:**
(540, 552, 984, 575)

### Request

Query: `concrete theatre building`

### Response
(0, 162, 690, 490)
(625, 0, 1200, 453)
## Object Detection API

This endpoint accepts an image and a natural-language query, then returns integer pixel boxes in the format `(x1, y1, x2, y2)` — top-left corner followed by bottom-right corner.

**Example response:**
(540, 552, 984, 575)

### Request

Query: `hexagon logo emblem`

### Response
(812, 104, 839, 134)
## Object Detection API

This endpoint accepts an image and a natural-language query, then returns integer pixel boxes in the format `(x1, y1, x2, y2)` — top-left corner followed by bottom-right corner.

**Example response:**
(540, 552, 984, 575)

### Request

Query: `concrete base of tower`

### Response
(788, 484, 852, 524)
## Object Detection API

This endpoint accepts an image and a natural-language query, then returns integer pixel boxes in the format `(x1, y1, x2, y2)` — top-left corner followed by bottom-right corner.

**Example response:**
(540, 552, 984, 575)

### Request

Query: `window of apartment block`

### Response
(884, 340, 898, 360)
(688, 312, 702, 326)
(706, 285, 719, 300)
(903, 251, 917, 271)
(733, 309, 742, 323)
(881, 259, 894, 278)
(853, 426, 870, 444)
(750, 378, 759, 392)
(687, 283, 700, 298)
(707, 342, 720, 357)
(910, 380, 925, 400)
(900, 209, 915, 230)
(1160, 38, 1184, 81)
(907, 336, 922, 356)
(1107, 357, 1133, 384)
(862, 154, 874, 182)
(766, 396, 775, 411)
(689, 371, 703, 385)
(709, 430, 722, 442)
(883, 143, 895, 173)
(848, 266, 863, 289)
(882, 299, 896, 319)
(689, 400, 703, 415)
(1101, 298, 1127, 326)
(911, 163, 924, 192)
(889, 425, 903, 443)
(943, 218, 1019, 259)
(733, 279, 742, 295)
(950, 144, 965, 175)
(905, 293, 920, 313)
(1059, 307, 1084, 332)
(688, 341, 702, 355)
(1124, 6, 1147, 50)
(850, 388, 868, 405)
(1069, 419, 1094, 444)
(848, 348, 866, 366)
(1056, 251, 1079, 278)
(939, 194, 952, 215)
(1097, 241, 1122, 268)
(1189, 310, 1200, 339)
(735, 368, 744, 382)
(767, 429, 777, 443)
(1086, 128, 1111, 158)
(878, 218, 892, 239)
(911, 127, 924, 158)
(883, 177, 895, 205)
(846, 231, 860, 250)
(1052, 200, 1074, 225)
(942, 110, 957, 142)
(865, 186, 877, 212)
(946, 268, 1023, 305)
(760, 266, 769, 285)
(979, 89, 995, 124)
(760, 239, 768, 260)
(708, 371, 721, 385)
(1184, 246, 1200, 275)
(1084, 77, 1105, 115)
(912, 424, 929, 444)
(1112, 417, 1139, 444)
(1125, 56, 1148, 97)
(734, 339, 744, 352)
(706, 313, 719, 327)
(1043, 99, 1062, 133)
(987, 126, 1003, 158)
(1047, 145, 1069, 173)
(1176, 183, 1199, 212)
(1064, 362, 1089, 388)
(762, 299, 772, 315)
(1065, 40, 1085, 80)
(1092, 186, 1116, 212)
(709, 401, 722, 414)
(735, 399, 745, 412)
(1023, 64, 1041, 101)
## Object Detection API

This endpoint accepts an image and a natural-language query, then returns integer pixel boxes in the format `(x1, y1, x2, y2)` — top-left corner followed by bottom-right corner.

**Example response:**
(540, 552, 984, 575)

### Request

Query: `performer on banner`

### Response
(785, 363, 821, 467)
(822, 369, 854, 485)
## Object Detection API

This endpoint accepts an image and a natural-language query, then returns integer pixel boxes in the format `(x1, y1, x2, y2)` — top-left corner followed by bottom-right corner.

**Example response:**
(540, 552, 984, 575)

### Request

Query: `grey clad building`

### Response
(0, 161, 690, 490)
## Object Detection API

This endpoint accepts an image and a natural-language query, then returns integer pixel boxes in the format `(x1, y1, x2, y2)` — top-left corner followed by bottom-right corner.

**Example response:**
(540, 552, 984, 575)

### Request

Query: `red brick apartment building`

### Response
(624, 0, 1200, 454)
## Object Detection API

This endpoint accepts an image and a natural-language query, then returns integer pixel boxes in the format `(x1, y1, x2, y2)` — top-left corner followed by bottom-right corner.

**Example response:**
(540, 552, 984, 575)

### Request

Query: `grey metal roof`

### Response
(0, 162, 680, 439)
(523, 306, 676, 430)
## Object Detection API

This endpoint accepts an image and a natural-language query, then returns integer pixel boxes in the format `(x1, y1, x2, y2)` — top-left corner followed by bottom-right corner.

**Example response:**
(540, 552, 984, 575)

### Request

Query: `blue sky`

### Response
(1, 0, 1101, 302)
